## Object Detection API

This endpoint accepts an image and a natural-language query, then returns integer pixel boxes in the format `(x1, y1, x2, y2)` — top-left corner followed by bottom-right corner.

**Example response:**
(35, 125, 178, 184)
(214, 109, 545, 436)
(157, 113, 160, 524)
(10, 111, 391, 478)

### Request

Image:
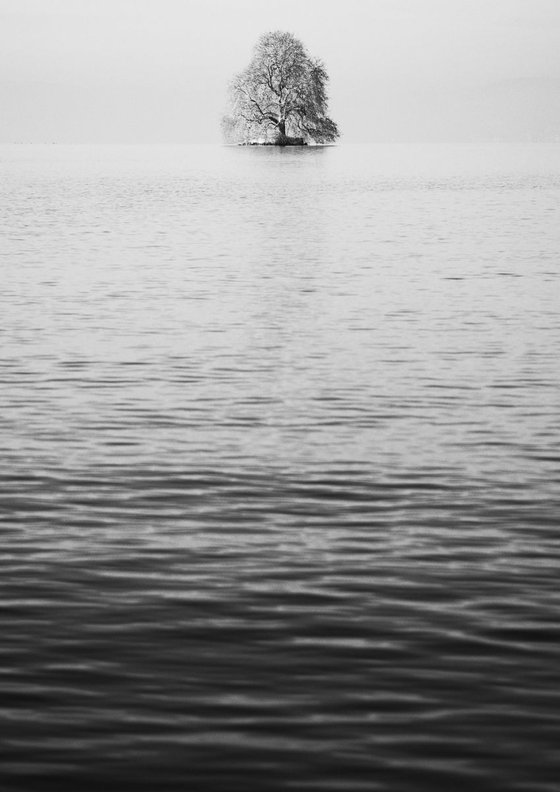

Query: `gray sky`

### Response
(2, 0, 560, 143)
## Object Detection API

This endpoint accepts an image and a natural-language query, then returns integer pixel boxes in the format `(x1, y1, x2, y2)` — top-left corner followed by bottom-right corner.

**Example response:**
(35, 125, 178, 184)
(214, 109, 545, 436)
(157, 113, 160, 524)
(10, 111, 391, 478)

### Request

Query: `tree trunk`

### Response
(276, 120, 287, 145)
(275, 120, 306, 146)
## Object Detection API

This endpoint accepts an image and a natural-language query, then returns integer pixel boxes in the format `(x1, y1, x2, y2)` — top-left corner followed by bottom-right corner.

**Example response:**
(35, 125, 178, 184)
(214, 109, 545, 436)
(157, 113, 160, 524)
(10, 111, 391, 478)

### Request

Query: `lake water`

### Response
(1, 143, 560, 791)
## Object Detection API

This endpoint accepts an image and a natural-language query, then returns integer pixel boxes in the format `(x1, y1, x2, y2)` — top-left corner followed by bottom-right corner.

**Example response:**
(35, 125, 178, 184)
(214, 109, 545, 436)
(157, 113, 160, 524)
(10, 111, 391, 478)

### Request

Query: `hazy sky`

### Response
(2, 0, 560, 142)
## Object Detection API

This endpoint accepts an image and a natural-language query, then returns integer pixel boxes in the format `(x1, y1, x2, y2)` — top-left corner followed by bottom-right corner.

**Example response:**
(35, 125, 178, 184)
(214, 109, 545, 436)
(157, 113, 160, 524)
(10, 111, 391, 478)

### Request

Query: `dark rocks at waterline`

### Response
(277, 135, 307, 147)
(240, 137, 308, 147)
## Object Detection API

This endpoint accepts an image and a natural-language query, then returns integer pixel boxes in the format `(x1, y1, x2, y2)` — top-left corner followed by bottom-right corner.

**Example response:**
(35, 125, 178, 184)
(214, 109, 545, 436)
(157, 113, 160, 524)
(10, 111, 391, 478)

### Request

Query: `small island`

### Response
(222, 31, 340, 147)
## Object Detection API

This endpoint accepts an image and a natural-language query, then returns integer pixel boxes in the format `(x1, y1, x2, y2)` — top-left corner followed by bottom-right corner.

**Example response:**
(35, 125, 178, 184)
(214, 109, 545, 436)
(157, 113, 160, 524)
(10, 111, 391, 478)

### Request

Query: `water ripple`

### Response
(1, 143, 559, 791)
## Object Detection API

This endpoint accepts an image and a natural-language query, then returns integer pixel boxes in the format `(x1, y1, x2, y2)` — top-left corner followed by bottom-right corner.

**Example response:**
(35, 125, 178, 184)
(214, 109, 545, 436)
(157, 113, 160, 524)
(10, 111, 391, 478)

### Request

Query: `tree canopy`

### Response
(222, 31, 340, 146)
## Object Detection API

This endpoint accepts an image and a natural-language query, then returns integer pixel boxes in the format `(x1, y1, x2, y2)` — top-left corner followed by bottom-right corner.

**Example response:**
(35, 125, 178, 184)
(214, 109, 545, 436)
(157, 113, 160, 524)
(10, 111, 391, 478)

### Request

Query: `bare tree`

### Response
(223, 31, 340, 146)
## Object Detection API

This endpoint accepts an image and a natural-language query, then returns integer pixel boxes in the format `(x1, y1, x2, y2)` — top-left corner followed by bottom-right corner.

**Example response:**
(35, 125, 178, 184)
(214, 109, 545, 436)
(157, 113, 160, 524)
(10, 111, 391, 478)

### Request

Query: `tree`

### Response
(222, 31, 340, 146)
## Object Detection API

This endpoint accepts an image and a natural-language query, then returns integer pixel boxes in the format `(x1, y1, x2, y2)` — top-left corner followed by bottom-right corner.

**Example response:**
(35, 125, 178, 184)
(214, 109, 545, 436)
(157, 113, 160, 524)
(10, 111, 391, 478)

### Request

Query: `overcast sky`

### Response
(1, 0, 560, 143)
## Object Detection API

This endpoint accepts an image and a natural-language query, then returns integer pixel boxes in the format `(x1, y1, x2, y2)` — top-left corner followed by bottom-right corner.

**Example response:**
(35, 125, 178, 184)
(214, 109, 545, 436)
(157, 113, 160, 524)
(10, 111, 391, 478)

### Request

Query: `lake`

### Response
(1, 143, 560, 791)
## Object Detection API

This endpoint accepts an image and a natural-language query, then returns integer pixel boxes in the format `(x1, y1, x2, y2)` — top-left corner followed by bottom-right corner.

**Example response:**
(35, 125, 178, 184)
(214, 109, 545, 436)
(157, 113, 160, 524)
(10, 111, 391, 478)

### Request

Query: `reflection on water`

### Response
(1, 143, 560, 791)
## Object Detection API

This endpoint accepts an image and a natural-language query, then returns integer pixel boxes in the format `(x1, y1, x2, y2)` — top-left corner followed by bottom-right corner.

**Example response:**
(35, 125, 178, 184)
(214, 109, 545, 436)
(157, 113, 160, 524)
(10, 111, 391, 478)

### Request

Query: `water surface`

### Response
(1, 143, 560, 790)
